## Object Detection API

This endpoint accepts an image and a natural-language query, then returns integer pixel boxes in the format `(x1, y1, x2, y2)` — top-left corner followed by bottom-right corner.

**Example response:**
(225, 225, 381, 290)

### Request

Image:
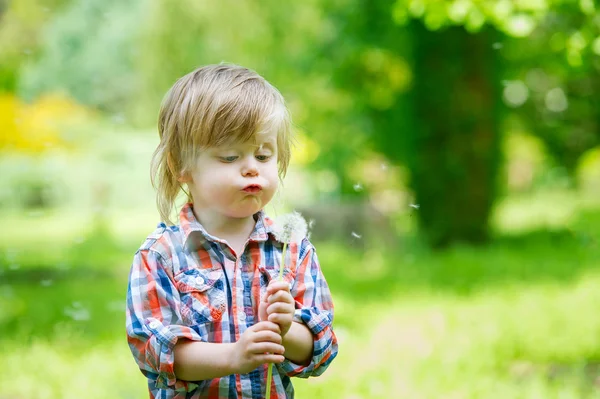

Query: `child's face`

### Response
(183, 129, 279, 219)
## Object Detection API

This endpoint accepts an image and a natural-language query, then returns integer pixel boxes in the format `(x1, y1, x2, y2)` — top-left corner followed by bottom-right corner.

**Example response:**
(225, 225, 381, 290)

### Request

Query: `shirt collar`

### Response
(179, 203, 276, 247)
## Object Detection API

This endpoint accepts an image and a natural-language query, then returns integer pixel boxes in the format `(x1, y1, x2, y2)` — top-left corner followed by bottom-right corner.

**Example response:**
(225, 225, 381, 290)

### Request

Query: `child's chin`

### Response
(226, 206, 261, 219)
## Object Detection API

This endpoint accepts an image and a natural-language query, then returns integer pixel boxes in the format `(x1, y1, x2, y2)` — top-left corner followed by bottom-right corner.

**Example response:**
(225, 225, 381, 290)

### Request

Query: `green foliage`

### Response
(0, 0, 75, 91)
(4, 0, 600, 248)
(501, 6, 600, 180)
(18, 0, 145, 114)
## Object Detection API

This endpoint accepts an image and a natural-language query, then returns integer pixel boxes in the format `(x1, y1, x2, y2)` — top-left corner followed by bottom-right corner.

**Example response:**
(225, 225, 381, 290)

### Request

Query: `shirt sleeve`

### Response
(277, 241, 338, 378)
(126, 248, 204, 393)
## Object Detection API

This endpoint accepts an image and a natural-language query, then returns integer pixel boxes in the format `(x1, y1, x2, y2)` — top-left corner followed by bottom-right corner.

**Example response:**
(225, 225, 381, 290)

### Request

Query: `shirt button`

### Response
(195, 276, 204, 285)
(210, 308, 222, 321)
(238, 312, 247, 321)
(149, 321, 159, 329)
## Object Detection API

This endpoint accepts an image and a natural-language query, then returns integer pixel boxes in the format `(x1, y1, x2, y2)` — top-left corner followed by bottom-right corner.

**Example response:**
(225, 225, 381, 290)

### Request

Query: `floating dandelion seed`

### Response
(57, 262, 70, 271)
(492, 42, 503, 49)
(351, 232, 362, 239)
(266, 211, 308, 399)
(106, 300, 124, 312)
(64, 303, 90, 321)
(409, 204, 420, 209)
(111, 112, 126, 125)
(307, 219, 315, 240)
(353, 183, 363, 192)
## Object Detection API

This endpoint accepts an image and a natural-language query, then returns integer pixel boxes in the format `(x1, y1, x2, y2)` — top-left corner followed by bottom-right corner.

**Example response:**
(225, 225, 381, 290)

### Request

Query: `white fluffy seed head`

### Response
(273, 211, 308, 243)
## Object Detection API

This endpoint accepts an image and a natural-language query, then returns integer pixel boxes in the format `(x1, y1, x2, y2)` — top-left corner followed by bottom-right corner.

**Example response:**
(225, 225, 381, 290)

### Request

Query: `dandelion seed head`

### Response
(273, 211, 308, 243)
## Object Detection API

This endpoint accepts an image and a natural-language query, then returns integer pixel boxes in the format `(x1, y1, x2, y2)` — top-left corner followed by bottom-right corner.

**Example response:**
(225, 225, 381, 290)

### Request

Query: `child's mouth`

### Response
(242, 185, 262, 193)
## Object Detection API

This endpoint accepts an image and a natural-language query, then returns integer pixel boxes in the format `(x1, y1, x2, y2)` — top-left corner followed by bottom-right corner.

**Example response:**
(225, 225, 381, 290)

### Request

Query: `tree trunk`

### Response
(410, 22, 501, 248)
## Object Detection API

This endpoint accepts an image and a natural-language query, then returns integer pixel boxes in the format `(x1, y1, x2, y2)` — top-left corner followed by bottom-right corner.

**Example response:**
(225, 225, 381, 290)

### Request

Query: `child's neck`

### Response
(193, 208, 256, 255)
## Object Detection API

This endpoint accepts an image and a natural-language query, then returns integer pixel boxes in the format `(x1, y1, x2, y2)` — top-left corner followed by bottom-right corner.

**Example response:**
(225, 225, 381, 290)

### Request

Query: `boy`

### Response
(126, 64, 338, 398)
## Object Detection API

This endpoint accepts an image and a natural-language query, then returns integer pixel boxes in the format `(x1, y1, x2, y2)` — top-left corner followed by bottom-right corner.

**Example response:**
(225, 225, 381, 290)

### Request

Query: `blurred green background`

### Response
(1, 0, 600, 398)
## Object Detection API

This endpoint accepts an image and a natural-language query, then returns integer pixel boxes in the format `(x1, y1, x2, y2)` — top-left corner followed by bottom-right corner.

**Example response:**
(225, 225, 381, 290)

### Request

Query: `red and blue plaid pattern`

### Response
(126, 203, 338, 398)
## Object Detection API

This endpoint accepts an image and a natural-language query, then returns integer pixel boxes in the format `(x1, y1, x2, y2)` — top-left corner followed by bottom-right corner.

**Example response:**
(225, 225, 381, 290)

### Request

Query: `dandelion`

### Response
(272, 211, 308, 277)
(266, 211, 307, 399)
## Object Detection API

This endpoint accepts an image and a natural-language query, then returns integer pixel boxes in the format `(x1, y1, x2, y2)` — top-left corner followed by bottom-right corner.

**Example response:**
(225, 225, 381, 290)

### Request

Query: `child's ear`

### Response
(177, 171, 191, 183)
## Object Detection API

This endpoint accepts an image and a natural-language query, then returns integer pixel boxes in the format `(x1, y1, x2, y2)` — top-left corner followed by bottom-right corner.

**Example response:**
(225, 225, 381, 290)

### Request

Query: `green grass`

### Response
(1, 200, 599, 398)
(3, 270, 600, 398)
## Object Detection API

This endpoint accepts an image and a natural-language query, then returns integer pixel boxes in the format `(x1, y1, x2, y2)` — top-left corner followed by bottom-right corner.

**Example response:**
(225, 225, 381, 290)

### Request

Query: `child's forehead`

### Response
(215, 131, 277, 149)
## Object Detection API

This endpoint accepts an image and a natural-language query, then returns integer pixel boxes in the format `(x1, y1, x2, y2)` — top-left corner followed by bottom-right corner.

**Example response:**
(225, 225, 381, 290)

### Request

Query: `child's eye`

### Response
(220, 156, 238, 163)
(255, 155, 272, 162)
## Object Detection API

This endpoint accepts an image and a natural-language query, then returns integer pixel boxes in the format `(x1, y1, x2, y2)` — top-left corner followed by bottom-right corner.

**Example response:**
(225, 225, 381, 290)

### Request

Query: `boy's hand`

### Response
(231, 321, 285, 374)
(259, 280, 295, 337)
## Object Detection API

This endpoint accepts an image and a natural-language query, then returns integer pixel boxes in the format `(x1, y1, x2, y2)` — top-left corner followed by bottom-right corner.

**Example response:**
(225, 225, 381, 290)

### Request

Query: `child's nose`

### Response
(241, 157, 259, 177)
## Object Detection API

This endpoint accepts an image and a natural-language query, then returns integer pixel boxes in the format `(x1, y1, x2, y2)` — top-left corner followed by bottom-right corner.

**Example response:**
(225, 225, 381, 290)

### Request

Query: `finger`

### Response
(249, 342, 285, 355)
(267, 281, 291, 294)
(256, 354, 285, 364)
(252, 321, 282, 334)
(268, 313, 293, 325)
(267, 290, 294, 305)
(251, 330, 283, 344)
(267, 303, 294, 316)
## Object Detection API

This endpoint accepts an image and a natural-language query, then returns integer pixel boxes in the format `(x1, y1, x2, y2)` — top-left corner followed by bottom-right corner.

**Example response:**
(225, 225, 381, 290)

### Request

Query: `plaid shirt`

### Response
(126, 203, 338, 398)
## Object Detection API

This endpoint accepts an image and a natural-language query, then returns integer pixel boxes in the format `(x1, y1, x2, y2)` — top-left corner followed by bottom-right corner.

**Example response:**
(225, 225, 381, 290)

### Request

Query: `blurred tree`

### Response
(504, 3, 600, 183)
(18, 0, 144, 116)
(0, 0, 73, 92)
(321, 0, 599, 247)
(9, 0, 600, 246)
(321, 0, 503, 247)
(409, 22, 501, 246)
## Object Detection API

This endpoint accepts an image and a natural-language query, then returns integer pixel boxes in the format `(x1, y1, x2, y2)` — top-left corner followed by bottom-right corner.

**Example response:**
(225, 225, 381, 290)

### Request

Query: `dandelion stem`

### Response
(266, 241, 288, 399)
(278, 242, 287, 280)
(265, 364, 274, 399)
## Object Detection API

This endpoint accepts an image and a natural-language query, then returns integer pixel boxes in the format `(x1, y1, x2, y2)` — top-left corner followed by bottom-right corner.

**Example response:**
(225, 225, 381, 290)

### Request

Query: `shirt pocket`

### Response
(175, 268, 227, 325)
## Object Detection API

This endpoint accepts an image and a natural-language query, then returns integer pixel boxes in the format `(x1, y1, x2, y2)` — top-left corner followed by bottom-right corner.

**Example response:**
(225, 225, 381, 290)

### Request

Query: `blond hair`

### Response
(150, 64, 293, 224)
